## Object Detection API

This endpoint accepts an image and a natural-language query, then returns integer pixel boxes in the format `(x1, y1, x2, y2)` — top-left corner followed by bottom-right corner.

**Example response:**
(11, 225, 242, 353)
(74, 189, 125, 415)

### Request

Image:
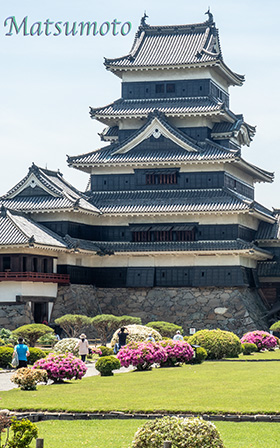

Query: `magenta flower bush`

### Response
(241, 331, 277, 351)
(117, 341, 168, 371)
(33, 353, 87, 382)
(158, 340, 194, 367)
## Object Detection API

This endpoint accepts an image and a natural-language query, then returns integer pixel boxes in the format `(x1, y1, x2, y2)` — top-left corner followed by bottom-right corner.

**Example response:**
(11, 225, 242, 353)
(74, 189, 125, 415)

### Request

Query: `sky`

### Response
(0, 0, 280, 209)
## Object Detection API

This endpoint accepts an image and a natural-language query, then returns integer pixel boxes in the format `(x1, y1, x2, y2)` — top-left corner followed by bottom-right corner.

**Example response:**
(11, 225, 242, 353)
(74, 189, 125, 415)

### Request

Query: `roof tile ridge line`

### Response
(36, 167, 64, 196)
(67, 143, 115, 162)
(1, 172, 30, 199)
(125, 95, 211, 103)
(11, 211, 68, 246)
(90, 98, 121, 115)
(156, 114, 201, 150)
(203, 138, 238, 154)
(90, 187, 224, 195)
(2, 209, 29, 243)
(237, 156, 274, 178)
(105, 25, 145, 64)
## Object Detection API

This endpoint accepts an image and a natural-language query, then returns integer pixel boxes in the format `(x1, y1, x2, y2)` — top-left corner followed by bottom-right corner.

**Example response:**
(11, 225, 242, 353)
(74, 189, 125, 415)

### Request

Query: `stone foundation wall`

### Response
(52, 285, 268, 337)
(0, 303, 33, 330)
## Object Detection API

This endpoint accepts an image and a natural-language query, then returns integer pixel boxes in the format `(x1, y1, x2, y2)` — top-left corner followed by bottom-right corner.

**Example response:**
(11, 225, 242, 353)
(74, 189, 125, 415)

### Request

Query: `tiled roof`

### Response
(0, 208, 67, 248)
(104, 19, 244, 85)
(258, 261, 280, 277)
(68, 112, 237, 166)
(65, 236, 271, 255)
(2, 164, 100, 215)
(211, 118, 256, 141)
(86, 187, 274, 217)
(99, 126, 119, 141)
(255, 220, 280, 240)
(90, 96, 224, 119)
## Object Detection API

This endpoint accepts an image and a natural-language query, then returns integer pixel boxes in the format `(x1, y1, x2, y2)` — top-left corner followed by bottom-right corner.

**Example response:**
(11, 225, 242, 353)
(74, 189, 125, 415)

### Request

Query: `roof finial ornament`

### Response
(205, 7, 214, 23)
(140, 11, 149, 27)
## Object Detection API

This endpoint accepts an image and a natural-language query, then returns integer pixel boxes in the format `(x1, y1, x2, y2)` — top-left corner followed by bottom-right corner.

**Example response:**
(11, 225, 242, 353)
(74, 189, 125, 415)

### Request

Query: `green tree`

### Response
(54, 314, 92, 338)
(146, 321, 183, 338)
(270, 320, 280, 332)
(12, 324, 54, 347)
(91, 314, 141, 345)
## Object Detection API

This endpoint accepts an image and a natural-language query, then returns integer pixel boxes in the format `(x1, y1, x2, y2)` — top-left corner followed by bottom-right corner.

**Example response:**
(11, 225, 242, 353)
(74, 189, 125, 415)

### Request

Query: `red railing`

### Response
(0, 272, 70, 284)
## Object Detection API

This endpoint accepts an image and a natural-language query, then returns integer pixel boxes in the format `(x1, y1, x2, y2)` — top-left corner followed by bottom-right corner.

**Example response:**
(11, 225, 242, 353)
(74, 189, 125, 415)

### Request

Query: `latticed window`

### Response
(145, 172, 178, 185)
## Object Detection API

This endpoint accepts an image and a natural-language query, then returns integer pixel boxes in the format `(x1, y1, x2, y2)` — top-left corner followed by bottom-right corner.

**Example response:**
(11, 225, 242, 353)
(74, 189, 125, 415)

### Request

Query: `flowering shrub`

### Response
(117, 341, 167, 371)
(11, 368, 48, 390)
(158, 340, 194, 367)
(241, 331, 277, 351)
(33, 353, 87, 382)
(53, 338, 79, 356)
(111, 324, 161, 347)
(188, 329, 242, 359)
(130, 416, 225, 448)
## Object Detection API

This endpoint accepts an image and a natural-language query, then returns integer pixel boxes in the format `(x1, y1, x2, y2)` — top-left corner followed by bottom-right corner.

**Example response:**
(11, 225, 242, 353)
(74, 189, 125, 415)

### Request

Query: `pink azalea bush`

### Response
(117, 341, 168, 371)
(158, 340, 194, 367)
(33, 353, 87, 382)
(241, 331, 277, 351)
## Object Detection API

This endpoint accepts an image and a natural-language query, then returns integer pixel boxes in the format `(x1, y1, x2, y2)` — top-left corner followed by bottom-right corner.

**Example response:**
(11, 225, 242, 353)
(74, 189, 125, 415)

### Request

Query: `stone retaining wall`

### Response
(0, 303, 33, 330)
(52, 285, 268, 336)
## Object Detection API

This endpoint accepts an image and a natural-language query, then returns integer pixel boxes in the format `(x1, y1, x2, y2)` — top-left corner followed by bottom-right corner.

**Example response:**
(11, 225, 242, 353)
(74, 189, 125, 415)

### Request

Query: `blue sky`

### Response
(0, 0, 280, 208)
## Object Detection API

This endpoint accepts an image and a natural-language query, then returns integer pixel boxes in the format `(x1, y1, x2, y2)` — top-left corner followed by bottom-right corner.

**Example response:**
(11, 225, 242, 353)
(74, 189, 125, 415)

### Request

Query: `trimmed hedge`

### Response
(99, 346, 114, 357)
(241, 342, 258, 355)
(28, 347, 46, 365)
(146, 321, 183, 338)
(188, 329, 242, 360)
(95, 356, 121, 376)
(190, 346, 208, 364)
(0, 346, 13, 368)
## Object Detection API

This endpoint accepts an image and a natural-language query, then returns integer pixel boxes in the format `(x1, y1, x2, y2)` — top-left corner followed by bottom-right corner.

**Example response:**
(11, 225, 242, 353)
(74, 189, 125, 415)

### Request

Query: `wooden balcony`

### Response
(0, 271, 70, 284)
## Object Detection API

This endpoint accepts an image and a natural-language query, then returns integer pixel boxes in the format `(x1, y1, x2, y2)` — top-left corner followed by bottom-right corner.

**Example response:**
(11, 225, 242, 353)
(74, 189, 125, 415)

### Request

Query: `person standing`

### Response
(13, 338, 30, 368)
(118, 327, 129, 350)
(75, 334, 89, 362)
(173, 330, 184, 341)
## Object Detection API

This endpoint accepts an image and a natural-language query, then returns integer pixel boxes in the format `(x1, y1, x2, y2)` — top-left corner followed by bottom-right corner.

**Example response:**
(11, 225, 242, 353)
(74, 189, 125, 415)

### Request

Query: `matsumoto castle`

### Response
(1, 12, 280, 335)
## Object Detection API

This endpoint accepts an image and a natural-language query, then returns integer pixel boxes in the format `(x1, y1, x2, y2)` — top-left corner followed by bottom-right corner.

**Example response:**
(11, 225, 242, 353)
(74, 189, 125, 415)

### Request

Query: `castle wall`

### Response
(52, 285, 268, 337)
(0, 303, 33, 330)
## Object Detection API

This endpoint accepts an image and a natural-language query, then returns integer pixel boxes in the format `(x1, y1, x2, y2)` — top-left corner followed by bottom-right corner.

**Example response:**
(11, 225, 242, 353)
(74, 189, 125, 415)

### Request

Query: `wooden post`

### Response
(36, 438, 44, 448)
(163, 442, 172, 448)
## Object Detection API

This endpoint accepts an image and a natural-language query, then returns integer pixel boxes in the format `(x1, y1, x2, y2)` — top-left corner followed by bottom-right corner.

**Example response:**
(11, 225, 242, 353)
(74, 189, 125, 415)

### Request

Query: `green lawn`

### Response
(1, 361, 280, 414)
(29, 420, 280, 448)
(233, 349, 280, 361)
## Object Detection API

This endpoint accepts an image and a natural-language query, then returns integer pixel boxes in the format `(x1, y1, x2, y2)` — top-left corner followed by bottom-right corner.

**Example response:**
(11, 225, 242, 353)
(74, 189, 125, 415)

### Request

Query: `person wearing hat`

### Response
(75, 334, 89, 362)
(173, 330, 184, 341)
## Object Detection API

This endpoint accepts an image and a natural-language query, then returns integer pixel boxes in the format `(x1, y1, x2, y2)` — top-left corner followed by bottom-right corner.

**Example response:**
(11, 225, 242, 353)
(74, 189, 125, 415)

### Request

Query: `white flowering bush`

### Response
(53, 338, 79, 356)
(130, 416, 225, 448)
(11, 368, 48, 391)
(111, 324, 161, 347)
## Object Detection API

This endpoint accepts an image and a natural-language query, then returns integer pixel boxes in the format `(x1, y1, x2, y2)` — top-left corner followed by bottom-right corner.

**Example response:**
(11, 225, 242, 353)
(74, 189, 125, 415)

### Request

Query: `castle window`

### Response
(166, 83, 175, 93)
(3, 256, 11, 271)
(155, 84, 164, 94)
(146, 172, 178, 185)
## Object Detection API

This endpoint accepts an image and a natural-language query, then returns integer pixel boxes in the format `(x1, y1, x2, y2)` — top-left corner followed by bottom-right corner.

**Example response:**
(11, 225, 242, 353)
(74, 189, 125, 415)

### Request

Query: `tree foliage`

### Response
(91, 314, 141, 345)
(54, 314, 92, 338)
(146, 321, 183, 338)
(12, 324, 54, 347)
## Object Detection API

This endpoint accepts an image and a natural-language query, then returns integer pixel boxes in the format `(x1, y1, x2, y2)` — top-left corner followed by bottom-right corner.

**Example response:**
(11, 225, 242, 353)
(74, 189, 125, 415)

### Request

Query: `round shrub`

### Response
(111, 324, 161, 347)
(190, 346, 208, 364)
(95, 356, 121, 376)
(28, 347, 46, 365)
(270, 320, 280, 333)
(117, 341, 167, 371)
(158, 340, 194, 367)
(33, 353, 87, 382)
(0, 346, 13, 368)
(130, 416, 225, 448)
(53, 338, 79, 356)
(146, 321, 183, 338)
(11, 368, 48, 390)
(241, 342, 258, 355)
(37, 333, 58, 347)
(241, 331, 277, 351)
(99, 346, 114, 357)
(188, 329, 242, 360)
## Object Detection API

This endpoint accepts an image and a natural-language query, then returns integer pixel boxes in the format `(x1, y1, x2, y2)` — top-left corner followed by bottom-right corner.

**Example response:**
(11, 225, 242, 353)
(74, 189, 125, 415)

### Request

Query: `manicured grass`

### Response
(29, 420, 280, 448)
(1, 361, 280, 414)
(238, 349, 280, 361)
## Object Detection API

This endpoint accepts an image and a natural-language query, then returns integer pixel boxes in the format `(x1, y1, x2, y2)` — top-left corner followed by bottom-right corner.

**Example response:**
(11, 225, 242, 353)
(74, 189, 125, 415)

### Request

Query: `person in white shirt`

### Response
(75, 334, 89, 362)
(173, 330, 184, 341)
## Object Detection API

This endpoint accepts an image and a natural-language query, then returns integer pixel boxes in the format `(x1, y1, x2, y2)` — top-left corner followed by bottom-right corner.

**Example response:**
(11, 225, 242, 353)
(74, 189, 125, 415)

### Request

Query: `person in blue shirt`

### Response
(13, 338, 30, 368)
